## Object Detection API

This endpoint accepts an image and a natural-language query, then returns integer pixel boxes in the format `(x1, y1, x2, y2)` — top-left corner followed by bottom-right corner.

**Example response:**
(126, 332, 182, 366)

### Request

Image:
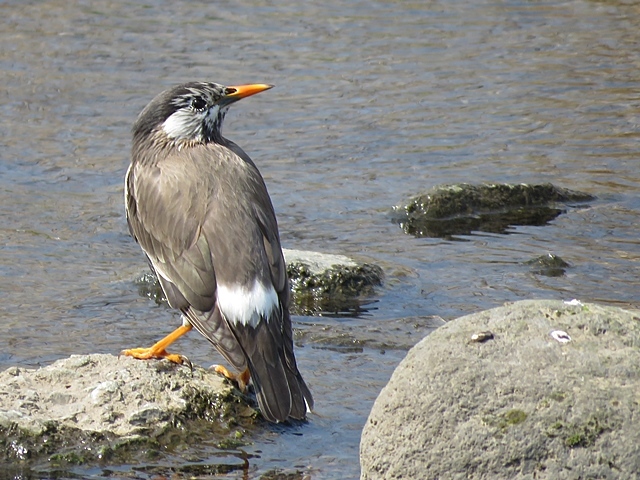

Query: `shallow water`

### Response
(1, 0, 640, 478)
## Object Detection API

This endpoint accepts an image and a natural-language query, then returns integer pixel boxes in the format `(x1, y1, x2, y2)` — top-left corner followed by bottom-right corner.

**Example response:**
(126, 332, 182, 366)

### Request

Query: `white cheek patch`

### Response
(162, 108, 204, 140)
(217, 280, 279, 328)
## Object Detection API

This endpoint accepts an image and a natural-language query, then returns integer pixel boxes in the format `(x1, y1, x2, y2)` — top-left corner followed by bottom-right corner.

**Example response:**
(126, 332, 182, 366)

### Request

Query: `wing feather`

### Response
(127, 149, 217, 312)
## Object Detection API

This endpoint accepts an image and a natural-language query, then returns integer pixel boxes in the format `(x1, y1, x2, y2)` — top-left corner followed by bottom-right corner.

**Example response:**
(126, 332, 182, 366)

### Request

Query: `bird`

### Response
(122, 81, 313, 423)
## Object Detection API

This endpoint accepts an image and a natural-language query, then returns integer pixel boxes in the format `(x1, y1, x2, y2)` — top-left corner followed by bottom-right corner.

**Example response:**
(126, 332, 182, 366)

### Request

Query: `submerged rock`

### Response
(0, 354, 255, 465)
(526, 253, 571, 277)
(360, 300, 640, 479)
(296, 315, 445, 353)
(392, 183, 595, 238)
(136, 249, 383, 316)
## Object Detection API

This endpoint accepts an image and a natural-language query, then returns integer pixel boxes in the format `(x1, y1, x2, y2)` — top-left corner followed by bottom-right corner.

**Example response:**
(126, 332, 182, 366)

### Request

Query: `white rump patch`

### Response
(217, 280, 279, 328)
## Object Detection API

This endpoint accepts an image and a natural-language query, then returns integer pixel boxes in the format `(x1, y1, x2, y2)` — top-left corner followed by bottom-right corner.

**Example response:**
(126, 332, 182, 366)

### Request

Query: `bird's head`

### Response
(133, 82, 273, 147)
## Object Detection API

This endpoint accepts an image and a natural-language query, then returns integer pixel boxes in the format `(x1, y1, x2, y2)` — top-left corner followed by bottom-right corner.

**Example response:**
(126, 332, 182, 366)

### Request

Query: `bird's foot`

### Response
(213, 365, 250, 392)
(120, 324, 193, 367)
(121, 346, 189, 366)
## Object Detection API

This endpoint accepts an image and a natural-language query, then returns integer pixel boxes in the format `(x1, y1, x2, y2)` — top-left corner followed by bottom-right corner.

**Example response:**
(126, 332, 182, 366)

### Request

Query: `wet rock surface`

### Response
(360, 300, 640, 480)
(392, 183, 595, 238)
(284, 250, 383, 315)
(135, 249, 383, 316)
(0, 354, 255, 466)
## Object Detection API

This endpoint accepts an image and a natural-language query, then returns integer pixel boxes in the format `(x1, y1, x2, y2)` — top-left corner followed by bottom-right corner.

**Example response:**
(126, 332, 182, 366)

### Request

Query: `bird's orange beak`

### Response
(225, 84, 274, 101)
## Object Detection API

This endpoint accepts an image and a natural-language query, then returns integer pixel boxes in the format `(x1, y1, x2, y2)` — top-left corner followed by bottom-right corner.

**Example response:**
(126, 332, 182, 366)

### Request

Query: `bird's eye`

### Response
(190, 97, 207, 111)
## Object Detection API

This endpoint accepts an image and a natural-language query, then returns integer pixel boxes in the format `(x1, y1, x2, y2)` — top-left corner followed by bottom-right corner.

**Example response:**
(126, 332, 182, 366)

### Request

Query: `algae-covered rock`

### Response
(0, 354, 255, 465)
(284, 250, 383, 315)
(526, 253, 571, 277)
(360, 300, 640, 479)
(136, 249, 383, 316)
(392, 183, 595, 238)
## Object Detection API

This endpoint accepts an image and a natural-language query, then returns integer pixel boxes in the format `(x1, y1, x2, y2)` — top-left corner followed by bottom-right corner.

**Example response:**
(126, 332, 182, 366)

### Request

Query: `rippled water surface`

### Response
(2, 0, 640, 478)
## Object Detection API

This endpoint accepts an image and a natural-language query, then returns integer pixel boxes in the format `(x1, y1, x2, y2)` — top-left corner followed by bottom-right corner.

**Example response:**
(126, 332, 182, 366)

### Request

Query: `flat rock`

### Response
(283, 249, 357, 272)
(360, 299, 640, 479)
(0, 354, 254, 464)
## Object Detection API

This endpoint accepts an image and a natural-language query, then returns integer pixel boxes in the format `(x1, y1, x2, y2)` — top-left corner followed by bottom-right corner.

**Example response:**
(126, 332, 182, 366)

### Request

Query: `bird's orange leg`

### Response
(214, 365, 251, 392)
(121, 324, 192, 365)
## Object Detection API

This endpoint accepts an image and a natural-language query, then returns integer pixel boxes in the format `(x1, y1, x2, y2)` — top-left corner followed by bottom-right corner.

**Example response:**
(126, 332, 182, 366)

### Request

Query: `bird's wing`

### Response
(219, 175, 313, 421)
(126, 153, 217, 313)
(196, 141, 314, 421)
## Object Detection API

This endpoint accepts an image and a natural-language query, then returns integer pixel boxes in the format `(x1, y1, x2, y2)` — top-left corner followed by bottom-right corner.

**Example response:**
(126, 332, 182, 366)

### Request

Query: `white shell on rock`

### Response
(550, 330, 571, 343)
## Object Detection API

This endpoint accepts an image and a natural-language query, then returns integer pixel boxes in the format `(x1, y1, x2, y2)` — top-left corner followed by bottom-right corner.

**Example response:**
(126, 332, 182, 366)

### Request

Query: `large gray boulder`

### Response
(360, 300, 640, 479)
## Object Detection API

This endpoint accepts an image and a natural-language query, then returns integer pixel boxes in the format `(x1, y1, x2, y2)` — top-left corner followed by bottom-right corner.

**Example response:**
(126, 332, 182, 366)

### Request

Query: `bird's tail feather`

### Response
(185, 305, 313, 423)
(235, 317, 313, 423)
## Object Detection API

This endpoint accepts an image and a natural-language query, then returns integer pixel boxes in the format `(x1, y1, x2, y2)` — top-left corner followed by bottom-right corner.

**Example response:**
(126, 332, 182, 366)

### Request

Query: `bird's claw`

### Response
(211, 364, 250, 392)
(121, 347, 190, 369)
(181, 355, 193, 372)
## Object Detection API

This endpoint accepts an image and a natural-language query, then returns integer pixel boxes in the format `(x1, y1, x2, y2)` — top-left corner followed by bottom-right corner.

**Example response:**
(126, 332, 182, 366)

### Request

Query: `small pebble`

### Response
(470, 331, 494, 343)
